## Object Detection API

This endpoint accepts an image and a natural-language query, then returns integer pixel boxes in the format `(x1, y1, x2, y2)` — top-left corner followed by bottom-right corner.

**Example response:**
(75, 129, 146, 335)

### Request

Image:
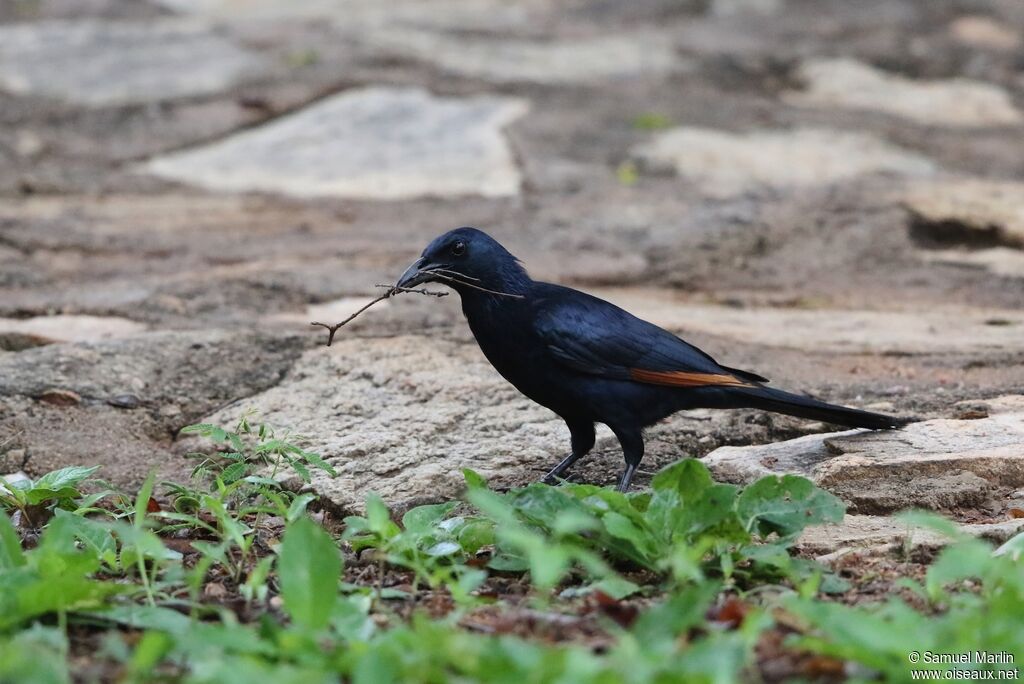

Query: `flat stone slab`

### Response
(784, 58, 1023, 127)
(0, 330, 303, 486)
(919, 247, 1024, 279)
(0, 315, 147, 347)
(144, 87, 528, 199)
(631, 127, 934, 197)
(0, 20, 263, 106)
(369, 29, 681, 84)
(797, 515, 1024, 555)
(591, 289, 1024, 355)
(192, 336, 572, 513)
(704, 403, 1024, 513)
(904, 179, 1024, 248)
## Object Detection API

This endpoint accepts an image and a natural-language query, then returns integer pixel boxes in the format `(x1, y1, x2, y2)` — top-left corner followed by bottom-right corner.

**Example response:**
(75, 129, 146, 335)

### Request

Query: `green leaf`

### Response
(299, 450, 338, 477)
(32, 466, 100, 492)
(462, 469, 488, 490)
(456, 520, 494, 553)
(278, 516, 341, 631)
(651, 458, 713, 497)
(219, 461, 248, 484)
(365, 495, 398, 538)
(632, 582, 719, 643)
(285, 493, 318, 523)
(401, 502, 458, 534)
(0, 509, 24, 569)
(736, 474, 844, 541)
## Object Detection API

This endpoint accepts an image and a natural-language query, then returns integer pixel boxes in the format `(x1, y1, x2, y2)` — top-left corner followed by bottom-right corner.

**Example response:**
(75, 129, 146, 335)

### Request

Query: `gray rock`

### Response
(144, 87, 528, 199)
(368, 29, 682, 84)
(631, 127, 934, 197)
(0, 330, 303, 485)
(0, 330, 300, 415)
(704, 406, 1024, 513)
(589, 289, 1024, 355)
(192, 336, 574, 513)
(797, 515, 1024, 555)
(0, 20, 263, 106)
(784, 58, 1023, 127)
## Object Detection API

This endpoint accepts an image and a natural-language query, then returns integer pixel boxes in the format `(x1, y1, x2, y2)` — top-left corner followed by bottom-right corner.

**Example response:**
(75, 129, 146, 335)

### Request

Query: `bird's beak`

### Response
(395, 257, 444, 289)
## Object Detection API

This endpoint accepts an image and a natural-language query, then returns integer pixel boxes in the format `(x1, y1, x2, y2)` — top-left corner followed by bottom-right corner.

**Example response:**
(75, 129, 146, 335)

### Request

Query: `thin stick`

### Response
(428, 272, 525, 299)
(310, 286, 448, 346)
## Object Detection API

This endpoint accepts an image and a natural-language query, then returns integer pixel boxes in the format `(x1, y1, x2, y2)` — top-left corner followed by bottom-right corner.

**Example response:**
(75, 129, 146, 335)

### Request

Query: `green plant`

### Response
(465, 459, 844, 591)
(0, 466, 104, 526)
(342, 496, 488, 601)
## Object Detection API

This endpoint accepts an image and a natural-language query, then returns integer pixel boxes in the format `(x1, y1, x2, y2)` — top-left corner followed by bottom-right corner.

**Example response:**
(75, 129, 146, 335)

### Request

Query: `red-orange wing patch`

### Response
(629, 368, 752, 388)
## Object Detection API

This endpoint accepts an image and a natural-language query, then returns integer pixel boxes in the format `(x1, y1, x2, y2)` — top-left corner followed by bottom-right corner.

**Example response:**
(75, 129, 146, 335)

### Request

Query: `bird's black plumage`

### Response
(397, 227, 903, 491)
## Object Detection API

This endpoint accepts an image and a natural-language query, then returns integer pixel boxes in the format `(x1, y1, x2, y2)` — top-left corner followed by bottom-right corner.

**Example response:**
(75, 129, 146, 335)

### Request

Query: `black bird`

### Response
(397, 227, 902, 492)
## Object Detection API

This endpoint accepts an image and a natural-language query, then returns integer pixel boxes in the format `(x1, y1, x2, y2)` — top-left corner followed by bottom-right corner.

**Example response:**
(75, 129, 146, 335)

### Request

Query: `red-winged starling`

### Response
(397, 227, 903, 492)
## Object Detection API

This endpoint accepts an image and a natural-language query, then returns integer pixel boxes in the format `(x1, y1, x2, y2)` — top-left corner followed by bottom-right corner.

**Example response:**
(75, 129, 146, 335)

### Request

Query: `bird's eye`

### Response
(451, 240, 466, 257)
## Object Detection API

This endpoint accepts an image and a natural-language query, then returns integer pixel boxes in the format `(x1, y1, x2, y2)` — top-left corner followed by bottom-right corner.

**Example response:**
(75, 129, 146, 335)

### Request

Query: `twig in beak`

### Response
(310, 285, 448, 346)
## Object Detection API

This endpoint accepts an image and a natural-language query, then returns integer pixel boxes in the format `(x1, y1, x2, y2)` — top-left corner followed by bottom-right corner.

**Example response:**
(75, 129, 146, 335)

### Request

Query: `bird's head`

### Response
(395, 227, 529, 296)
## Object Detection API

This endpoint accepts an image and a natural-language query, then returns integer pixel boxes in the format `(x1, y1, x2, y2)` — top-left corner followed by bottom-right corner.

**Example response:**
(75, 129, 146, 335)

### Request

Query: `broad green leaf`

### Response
(456, 520, 494, 553)
(32, 466, 99, 493)
(401, 502, 458, 534)
(736, 475, 843, 541)
(650, 458, 714, 498)
(278, 516, 341, 631)
(0, 626, 70, 684)
(285, 493, 318, 523)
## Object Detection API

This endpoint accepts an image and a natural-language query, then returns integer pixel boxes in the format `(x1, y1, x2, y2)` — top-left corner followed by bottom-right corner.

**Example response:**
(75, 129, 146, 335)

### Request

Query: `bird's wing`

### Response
(534, 293, 765, 388)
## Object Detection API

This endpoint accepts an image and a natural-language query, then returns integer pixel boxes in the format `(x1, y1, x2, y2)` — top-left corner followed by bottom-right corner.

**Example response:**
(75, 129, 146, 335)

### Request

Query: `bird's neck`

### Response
(456, 263, 533, 320)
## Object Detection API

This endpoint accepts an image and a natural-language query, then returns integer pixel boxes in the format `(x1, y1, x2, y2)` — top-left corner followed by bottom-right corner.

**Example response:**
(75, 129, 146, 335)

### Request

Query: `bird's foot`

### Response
(542, 452, 582, 486)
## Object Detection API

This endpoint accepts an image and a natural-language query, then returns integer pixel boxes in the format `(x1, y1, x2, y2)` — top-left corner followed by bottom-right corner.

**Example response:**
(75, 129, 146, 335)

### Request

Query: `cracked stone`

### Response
(369, 29, 682, 84)
(784, 58, 1023, 127)
(592, 289, 1024, 355)
(631, 127, 934, 197)
(144, 87, 528, 199)
(703, 405, 1024, 513)
(0, 20, 264, 106)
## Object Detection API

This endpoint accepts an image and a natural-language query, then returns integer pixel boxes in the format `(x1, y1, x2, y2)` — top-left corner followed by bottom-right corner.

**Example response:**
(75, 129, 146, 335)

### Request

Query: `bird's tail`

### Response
(729, 385, 904, 430)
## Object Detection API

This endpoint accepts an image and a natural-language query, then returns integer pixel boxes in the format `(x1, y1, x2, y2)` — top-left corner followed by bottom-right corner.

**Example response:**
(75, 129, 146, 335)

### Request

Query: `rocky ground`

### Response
(1, 0, 1023, 556)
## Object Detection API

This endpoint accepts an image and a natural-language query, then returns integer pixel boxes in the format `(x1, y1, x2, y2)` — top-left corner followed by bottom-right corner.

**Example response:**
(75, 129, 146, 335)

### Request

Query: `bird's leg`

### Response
(616, 463, 638, 493)
(543, 452, 584, 484)
(611, 427, 644, 493)
(541, 420, 595, 485)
